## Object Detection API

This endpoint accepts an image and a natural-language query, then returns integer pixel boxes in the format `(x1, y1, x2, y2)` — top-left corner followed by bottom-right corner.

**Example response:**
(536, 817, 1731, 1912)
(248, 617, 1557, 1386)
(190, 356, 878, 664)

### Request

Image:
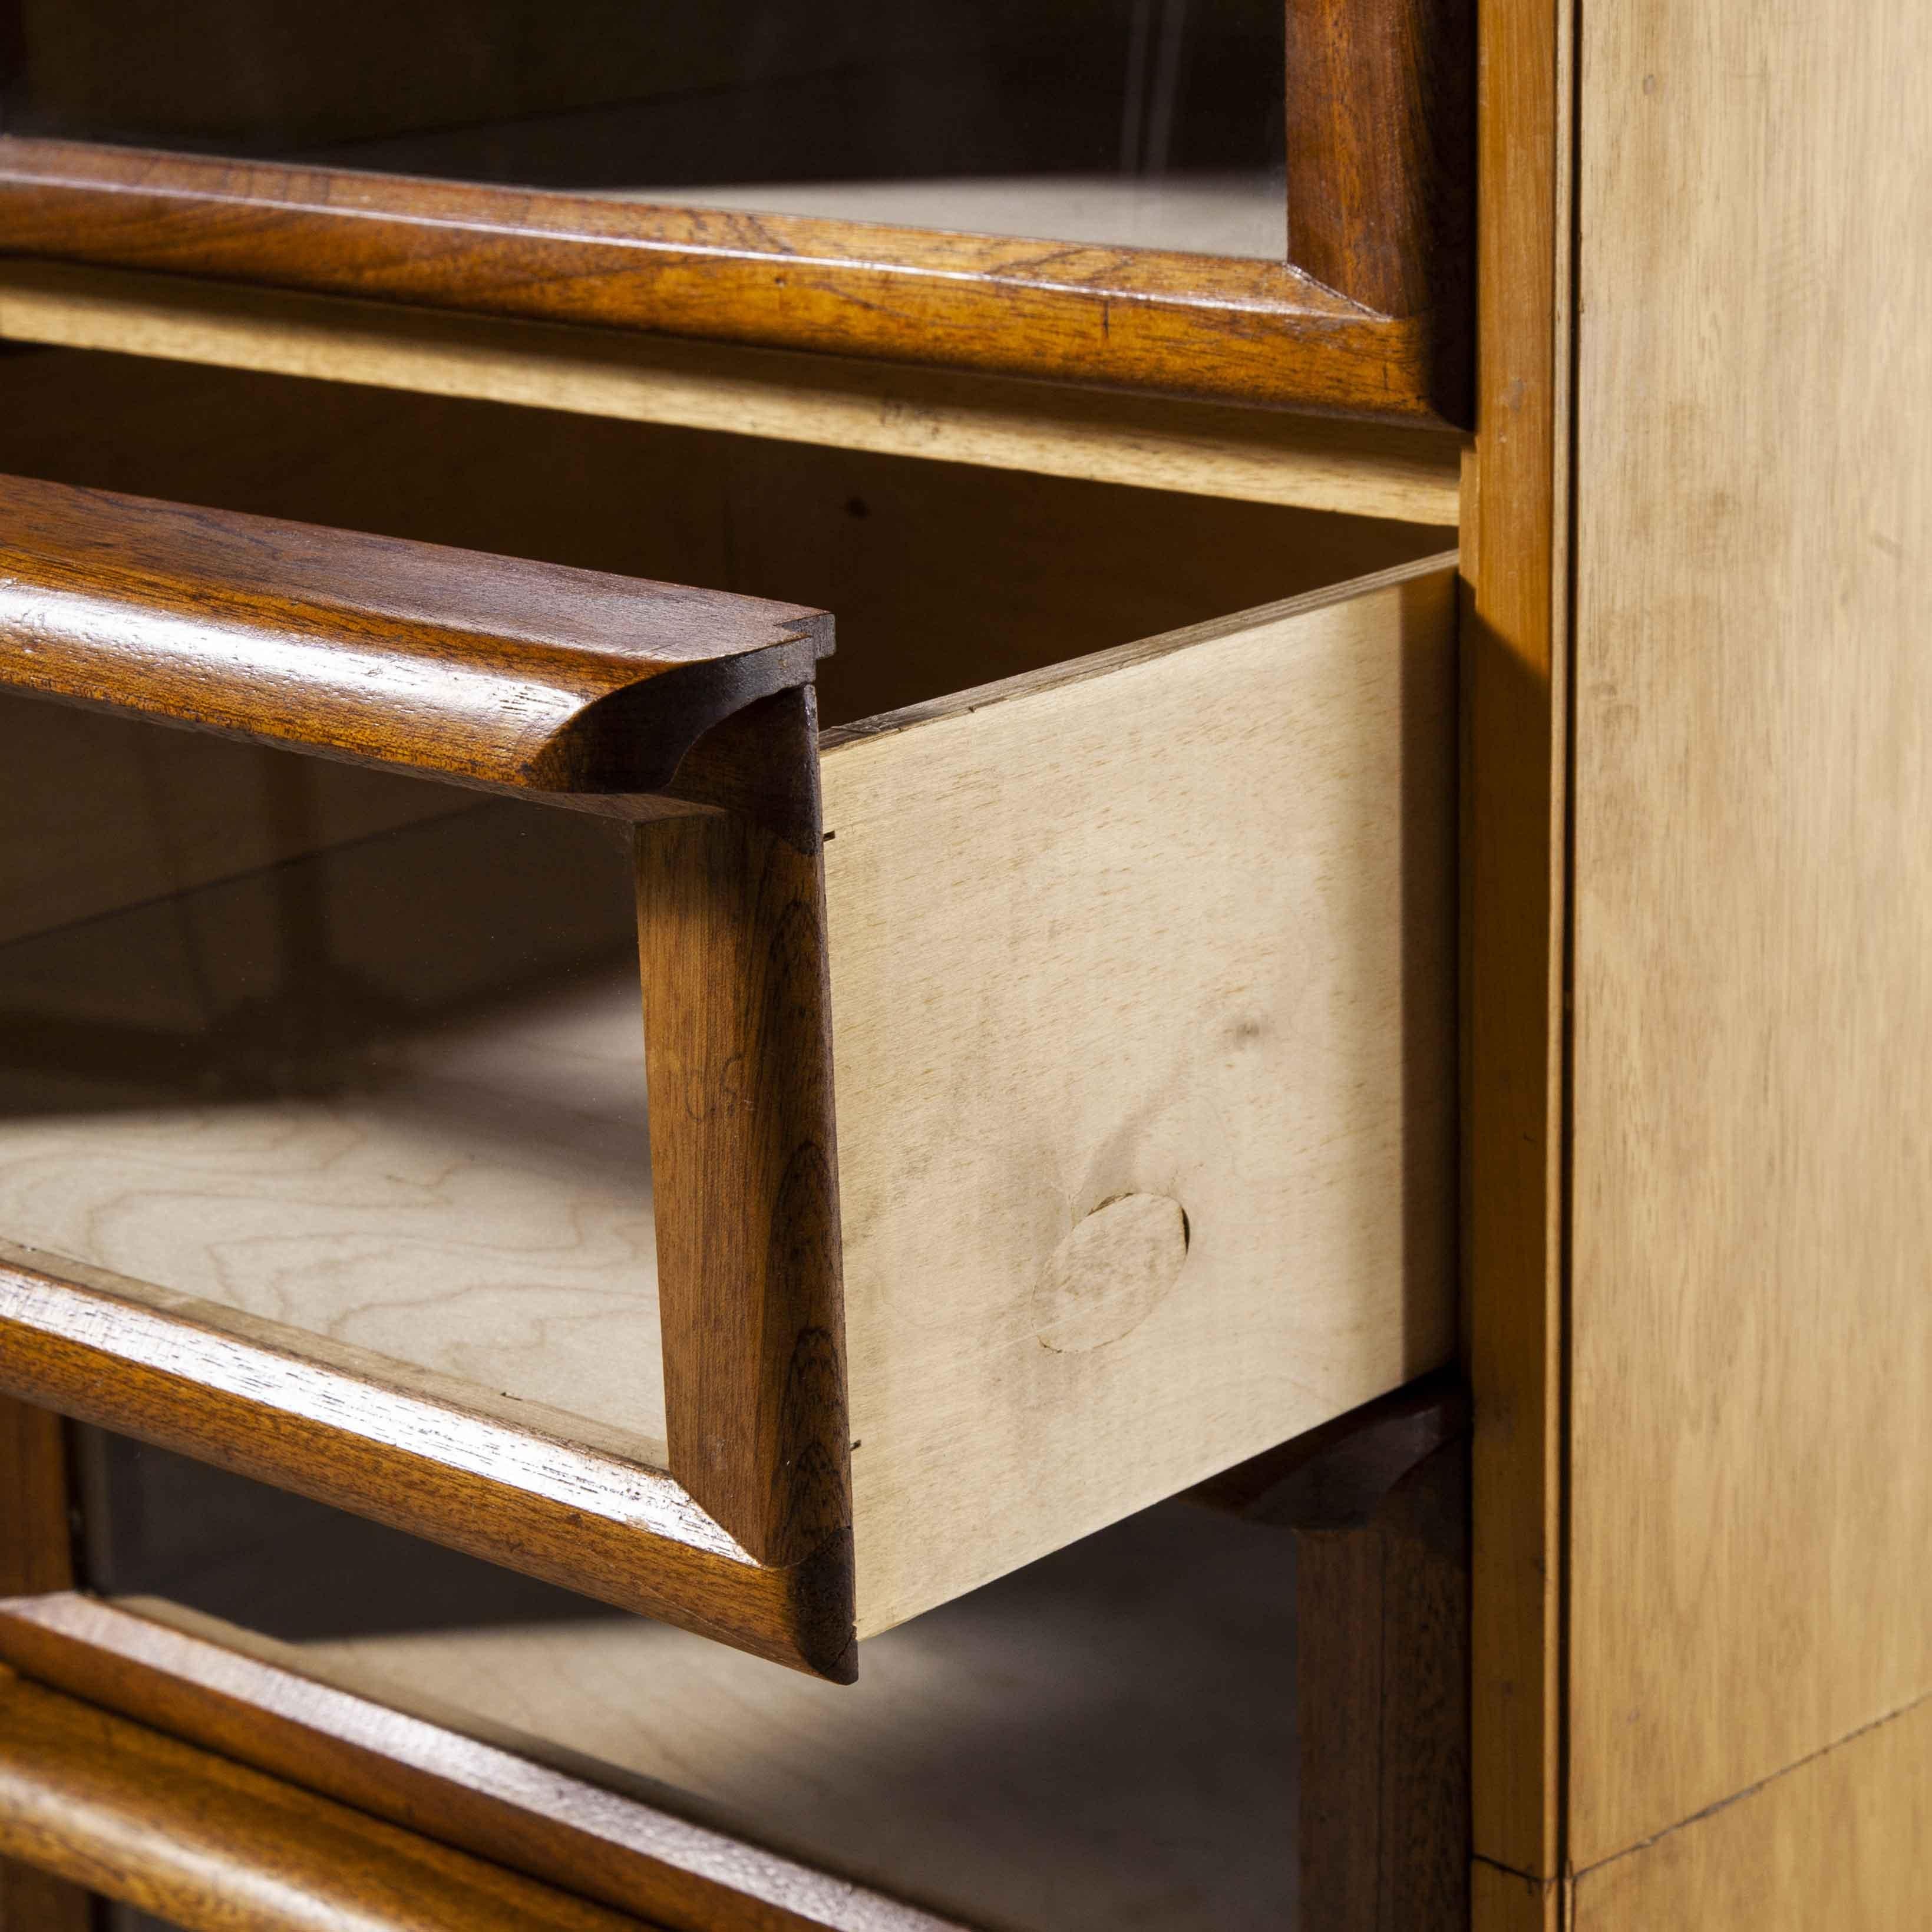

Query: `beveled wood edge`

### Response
(0, 1593, 962, 1932)
(0, 470, 832, 802)
(640, 689, 853, 1571)
(0, 1664, 653, 1931)
(1284, 0, 1475, 401)
(0, 1257, 857, 1680)
(0, 136, 1459, 424)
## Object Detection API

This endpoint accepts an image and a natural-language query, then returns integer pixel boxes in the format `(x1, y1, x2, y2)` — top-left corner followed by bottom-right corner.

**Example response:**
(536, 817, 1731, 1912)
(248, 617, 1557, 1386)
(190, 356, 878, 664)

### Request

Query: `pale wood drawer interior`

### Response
(0, 346, 1456, 1654)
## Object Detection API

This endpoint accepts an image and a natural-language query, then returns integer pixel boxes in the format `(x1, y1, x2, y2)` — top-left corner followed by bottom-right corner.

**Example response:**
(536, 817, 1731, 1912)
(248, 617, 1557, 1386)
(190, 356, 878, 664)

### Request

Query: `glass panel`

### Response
(82, 1427, 1298, 1932)
(0, 709, 666, 1456)
(2, 1, 1286, 258)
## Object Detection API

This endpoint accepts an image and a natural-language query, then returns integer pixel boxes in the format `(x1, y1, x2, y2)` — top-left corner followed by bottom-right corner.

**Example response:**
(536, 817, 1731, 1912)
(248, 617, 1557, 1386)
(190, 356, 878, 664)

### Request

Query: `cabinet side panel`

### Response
(825, 570, 1459, 1634)
(1571, 1696, 1932, 1932)
(1571, 0, 1932, 1862)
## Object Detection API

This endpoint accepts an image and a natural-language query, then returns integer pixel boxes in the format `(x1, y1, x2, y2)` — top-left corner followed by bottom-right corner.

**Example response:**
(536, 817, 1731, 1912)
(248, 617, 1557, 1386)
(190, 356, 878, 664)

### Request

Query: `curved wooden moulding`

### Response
(0, 1594, 958, 1931)
(0, 1252, 854, 1682)
(0, 137, 1455, 423)
(0, 1663, 657, 1932)
(0, 471, 831, 797)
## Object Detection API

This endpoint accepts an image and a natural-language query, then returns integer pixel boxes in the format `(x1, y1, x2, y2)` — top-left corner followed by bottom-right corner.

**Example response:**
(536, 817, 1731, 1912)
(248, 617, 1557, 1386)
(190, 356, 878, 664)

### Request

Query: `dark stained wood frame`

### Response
(0, 0, 1473, 426)
(0, 1594, 959, 1932)
(1194, 1372, 1472, 1930)
(0, 477, 857, 1680)
(0, 1664, 662, 1932)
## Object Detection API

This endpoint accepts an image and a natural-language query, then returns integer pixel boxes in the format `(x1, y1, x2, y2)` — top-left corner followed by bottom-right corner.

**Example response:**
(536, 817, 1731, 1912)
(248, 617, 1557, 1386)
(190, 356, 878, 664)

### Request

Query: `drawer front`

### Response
(0, 465, 1454, 1675)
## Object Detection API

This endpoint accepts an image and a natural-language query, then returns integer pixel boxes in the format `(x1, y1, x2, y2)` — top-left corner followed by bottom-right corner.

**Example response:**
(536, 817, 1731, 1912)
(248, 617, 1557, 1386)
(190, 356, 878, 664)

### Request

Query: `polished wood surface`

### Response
(0, 1253, 844, 1675)
(1285, 0, 1474, 406)
(1570, 1695, 1932, 1930)
(0, 263, 1467, 526)
(0, 137, 1457, 423)
(1197, 1375, 1472, 1928)
(823, 558, 1458, 1633)
(639, 689, 851, 1634)
(0, 473, 828, 798)
(1461, 0, 1571, 1895)
(0, 1400, 69, 1600)
(1567, 0, 1932, 1869)
(0, 1664, 655, 1932)
(0, 1594, 958, 1932)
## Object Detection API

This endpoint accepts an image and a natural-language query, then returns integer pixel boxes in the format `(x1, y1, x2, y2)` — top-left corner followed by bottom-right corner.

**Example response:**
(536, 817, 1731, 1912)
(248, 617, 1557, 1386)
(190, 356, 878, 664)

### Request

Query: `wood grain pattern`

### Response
(1195, 1373, 1471, 1929)
(0, 262, 1467, 525)
(1570, 1696, 1932, 1931)
(0, 1398, 68, 1599)
(1461, 0, 1571, 1888)
(1568, 0, 1932, 1864)
(823, 557, 1459, 1633)
(0, 136, 1458, 423)
(639, 689, 853, 1619)
(0, 1665, 655, 1932)
(0, 1254, 847, 1676)
(0, 473, 828, 797)
(1285, 0, 1475, 409)
(0, 1594, 959, 1932)
(1297, 1442, 1469, 1932)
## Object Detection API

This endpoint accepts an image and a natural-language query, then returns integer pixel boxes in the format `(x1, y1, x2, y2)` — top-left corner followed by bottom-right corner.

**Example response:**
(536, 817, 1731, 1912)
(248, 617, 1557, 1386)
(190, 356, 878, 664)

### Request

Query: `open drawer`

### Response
(0, 430, 1455, 1679)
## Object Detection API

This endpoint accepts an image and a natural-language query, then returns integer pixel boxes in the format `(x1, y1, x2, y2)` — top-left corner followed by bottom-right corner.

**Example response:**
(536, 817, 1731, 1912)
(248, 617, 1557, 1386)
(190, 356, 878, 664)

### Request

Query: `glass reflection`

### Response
(2, 1, 1286, 257)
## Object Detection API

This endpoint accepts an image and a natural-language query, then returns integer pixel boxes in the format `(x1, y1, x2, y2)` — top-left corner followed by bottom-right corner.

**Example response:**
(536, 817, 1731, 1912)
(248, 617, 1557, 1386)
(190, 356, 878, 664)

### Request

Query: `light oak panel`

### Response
(1570, 0, 1932, 1864)
(824, 560, 1459, 1633)
(0, 263, 1465, 524)
(1471, 1864, 1559, 1932)
(1571, 1696, 1932, 1931)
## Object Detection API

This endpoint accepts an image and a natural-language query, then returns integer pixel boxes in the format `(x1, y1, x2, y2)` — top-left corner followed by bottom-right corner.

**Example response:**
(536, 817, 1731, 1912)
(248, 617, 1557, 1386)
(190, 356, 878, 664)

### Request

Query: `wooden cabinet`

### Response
(0, 445, 1455, 1676)
(0, 5, 1482, 1921)
(0, 0, 1920, 1926)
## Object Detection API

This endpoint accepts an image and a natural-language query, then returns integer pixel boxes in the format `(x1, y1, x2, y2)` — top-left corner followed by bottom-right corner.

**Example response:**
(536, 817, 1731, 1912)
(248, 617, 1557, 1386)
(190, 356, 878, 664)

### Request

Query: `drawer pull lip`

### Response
(1035, 1191, 1190, 1353)
(0, 471, 832, 798)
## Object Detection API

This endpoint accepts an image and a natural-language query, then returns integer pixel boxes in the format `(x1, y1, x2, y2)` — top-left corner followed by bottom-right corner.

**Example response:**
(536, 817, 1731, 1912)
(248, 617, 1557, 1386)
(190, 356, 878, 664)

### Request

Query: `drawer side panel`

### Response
(823, 564, 1458, 1634)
